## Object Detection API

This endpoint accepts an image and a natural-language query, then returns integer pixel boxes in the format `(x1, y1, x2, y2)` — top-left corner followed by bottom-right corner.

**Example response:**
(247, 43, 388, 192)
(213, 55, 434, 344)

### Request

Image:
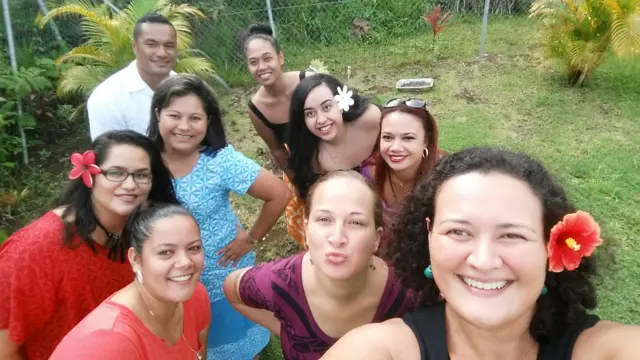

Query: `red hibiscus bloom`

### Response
(547, 211, 603, 272)
(69, 150, 101, 188)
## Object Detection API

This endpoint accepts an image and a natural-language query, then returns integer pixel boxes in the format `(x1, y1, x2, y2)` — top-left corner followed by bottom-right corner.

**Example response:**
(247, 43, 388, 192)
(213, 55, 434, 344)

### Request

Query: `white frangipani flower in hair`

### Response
(334, 85, 354, 112)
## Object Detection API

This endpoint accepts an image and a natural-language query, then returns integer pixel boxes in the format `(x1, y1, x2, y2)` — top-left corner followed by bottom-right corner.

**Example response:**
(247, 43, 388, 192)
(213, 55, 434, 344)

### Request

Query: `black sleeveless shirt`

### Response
(403, 302, 600, 360)
(248, 70, 308, 144)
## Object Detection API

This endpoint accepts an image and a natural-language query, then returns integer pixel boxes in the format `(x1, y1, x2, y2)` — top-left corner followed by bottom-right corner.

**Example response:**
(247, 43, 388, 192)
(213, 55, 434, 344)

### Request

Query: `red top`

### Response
(50, 283, 210, 359)
(0, 211, 133, 360)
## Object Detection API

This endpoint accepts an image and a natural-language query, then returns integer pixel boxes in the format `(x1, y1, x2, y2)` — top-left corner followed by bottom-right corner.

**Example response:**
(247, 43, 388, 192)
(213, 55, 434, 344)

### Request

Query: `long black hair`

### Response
(59, 130, 178, 262)
(148, 74, 227, 155)
(285, 73, 370, 201)
(387, 147, 600, 342)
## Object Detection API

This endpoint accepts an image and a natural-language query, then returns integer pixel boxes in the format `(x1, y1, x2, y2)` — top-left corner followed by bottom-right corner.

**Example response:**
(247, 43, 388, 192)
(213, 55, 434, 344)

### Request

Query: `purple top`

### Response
(359, 163, 400, 217)
(238, 253, 421, 360)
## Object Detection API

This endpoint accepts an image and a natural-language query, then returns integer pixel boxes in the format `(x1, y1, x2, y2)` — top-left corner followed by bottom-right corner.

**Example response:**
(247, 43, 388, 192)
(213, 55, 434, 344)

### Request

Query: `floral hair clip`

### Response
(547, 211, 603, 272)
(69, 150, 101, 188)
(334, 85, 354, 112)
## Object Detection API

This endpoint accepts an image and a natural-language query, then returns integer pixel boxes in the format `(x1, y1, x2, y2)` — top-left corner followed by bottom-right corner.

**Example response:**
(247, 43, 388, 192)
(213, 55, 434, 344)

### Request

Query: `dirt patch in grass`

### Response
(455, 87, 484, 104)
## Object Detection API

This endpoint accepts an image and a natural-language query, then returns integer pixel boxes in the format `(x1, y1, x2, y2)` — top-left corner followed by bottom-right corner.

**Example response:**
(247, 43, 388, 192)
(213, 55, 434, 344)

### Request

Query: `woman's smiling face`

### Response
(429, 171, 548, 330)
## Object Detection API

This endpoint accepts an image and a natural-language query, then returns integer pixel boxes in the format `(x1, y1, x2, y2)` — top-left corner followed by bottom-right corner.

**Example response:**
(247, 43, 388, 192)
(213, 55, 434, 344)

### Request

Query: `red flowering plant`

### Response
(547, 211, 603, 272)
(69, 150, 101, 188)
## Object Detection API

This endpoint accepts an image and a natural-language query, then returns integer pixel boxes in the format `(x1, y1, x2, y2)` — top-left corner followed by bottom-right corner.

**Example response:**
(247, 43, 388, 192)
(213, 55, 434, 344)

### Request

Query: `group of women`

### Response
(1, 23, 638, 360)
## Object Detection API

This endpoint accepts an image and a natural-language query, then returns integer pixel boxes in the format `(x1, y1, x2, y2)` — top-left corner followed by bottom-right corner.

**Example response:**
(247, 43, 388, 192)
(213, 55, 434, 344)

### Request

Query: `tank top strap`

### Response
(248, 100, 275, 128)
(402, 302, 449, 360)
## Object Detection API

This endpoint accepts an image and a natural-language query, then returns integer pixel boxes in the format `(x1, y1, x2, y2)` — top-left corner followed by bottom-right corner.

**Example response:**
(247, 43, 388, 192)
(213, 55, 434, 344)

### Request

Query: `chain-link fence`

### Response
(188, 0, 535, 84)
(2, 0, 535, 85)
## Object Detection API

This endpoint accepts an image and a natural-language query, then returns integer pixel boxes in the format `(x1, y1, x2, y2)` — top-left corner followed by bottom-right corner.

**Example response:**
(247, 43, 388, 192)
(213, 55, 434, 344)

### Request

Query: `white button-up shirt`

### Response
(87, 60, 176, 140)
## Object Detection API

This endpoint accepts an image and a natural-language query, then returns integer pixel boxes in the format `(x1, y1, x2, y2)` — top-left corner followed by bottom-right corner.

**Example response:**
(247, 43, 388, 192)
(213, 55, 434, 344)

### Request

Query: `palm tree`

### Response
(530, 0, 640, 86)
(38, 0, 226, 102)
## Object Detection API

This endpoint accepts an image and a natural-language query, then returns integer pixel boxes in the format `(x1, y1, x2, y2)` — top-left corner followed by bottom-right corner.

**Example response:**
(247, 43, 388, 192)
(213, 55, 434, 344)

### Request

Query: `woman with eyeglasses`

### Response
(0, 130, 178, 360)
(148, 74, 290, 360)
(286, 73, 381, 206)
(360, 98, 445, 254)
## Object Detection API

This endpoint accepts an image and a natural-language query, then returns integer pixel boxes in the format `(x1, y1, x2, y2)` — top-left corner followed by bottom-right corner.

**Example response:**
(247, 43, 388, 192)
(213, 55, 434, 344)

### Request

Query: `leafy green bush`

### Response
(530, 0, 640, 85)
(0, 56, 54, 169)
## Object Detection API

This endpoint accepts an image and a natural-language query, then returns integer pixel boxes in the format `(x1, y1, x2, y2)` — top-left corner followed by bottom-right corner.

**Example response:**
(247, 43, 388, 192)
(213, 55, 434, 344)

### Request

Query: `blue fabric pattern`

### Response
(173, 145, 270, 359)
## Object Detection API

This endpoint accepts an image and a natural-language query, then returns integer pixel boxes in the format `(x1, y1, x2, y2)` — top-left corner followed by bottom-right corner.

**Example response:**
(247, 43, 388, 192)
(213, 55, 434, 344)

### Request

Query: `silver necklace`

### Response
(137, 284, 202, 360)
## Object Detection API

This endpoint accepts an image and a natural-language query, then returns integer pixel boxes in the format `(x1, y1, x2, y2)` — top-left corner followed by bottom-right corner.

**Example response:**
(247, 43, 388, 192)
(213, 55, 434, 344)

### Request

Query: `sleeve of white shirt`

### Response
(87, 91, 126, 141)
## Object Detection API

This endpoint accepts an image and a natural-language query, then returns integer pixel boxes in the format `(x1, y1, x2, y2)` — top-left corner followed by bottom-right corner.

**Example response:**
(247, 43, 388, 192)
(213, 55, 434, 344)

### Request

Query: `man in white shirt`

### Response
(88, 13, 178, 140)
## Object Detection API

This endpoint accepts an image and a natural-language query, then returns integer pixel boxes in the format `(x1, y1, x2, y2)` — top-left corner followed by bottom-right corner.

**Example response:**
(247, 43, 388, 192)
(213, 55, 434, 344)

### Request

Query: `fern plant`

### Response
(38, 0, 223, 102)
(530, 0, 640, 85)
(0, 62, 53, 167)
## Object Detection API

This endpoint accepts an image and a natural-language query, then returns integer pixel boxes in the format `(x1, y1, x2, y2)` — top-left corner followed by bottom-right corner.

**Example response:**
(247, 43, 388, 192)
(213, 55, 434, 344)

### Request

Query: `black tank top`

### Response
(403, 302, 600, 360)
(248, 70, 308, 144)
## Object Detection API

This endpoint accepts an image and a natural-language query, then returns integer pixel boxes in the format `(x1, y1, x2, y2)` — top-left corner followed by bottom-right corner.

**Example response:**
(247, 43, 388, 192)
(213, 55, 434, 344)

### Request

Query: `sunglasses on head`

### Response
(384, 98, 427, 109)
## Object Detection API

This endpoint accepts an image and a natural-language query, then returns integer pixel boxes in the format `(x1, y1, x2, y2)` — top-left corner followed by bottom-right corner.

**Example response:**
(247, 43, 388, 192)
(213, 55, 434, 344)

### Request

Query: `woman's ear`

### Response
(279, 51, 284, 66)
(154, 108, 161, 121)
(373, 226, 383, 254)
(128, 247, 141, 272)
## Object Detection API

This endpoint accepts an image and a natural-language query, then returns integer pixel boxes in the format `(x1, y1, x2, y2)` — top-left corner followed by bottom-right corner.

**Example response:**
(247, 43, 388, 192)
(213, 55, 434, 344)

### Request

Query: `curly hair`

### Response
(386, 147, 599, 342)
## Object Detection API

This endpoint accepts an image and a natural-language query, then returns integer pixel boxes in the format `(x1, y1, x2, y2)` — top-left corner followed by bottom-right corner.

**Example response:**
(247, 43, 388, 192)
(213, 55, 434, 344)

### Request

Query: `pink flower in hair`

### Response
(69, 150, 101, 188)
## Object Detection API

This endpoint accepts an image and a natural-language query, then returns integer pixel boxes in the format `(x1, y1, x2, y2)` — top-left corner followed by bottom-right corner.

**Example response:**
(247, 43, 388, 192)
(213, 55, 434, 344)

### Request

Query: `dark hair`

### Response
(386, 147, 599, 342)
(286, 73, 371, 201)
(124, 201, 197, 255)
(59, 130, 179, 262)
(133, 13, 176, 41)
(243, 23, 281, 55)
(305, 170, 384, 229)
(374, 104, 440, 201)
(148, 74, 227, 154)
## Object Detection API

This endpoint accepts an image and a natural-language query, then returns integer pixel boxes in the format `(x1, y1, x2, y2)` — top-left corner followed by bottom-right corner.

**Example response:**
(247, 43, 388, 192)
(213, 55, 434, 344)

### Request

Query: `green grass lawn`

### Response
(1, 16, 638, 360)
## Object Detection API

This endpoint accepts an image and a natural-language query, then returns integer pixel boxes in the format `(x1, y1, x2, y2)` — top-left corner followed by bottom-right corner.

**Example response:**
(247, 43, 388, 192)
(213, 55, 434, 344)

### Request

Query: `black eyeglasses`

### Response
(384, 98, 427, 109)
(101, 169, 153, 184)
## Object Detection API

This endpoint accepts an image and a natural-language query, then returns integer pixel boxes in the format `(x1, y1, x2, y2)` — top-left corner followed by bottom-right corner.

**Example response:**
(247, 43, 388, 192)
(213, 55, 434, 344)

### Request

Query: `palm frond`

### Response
(57, 65, 113, 98)
(38, 1, 103, 27)
(604, 0, 640, 56)
(56, 45, 115, 67)
(174, 56, 215, 75)
(123, 0, 162, 26)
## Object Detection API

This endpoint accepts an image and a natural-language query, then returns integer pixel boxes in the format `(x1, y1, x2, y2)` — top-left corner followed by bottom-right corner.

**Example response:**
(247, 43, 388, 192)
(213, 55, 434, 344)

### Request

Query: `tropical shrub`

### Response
(38, 0, 222, 104)
(0, 56, 54, 168)
(530, 0, 640, 85)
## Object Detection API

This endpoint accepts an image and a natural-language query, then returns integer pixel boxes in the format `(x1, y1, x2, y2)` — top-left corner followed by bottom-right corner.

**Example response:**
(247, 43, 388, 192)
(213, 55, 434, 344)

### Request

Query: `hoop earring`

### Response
(423, 148, 429, 158)
(541, 286, 548, 296)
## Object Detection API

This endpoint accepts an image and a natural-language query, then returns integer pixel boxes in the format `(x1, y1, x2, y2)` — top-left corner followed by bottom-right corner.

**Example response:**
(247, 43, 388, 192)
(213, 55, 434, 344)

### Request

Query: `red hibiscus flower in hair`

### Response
(547, 211, 603, 272)
(69, 150, 101, 188)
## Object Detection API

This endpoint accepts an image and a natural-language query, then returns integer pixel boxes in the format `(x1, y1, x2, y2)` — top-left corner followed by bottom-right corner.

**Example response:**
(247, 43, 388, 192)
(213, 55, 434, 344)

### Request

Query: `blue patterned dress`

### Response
(172, 145, 270, 359)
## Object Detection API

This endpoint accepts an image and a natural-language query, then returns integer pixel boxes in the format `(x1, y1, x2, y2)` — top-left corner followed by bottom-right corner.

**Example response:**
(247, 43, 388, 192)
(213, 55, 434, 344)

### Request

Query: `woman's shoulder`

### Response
(320, 318, 419, 360)
(1, 210, 66, 254)
(571, 320, 640, 359)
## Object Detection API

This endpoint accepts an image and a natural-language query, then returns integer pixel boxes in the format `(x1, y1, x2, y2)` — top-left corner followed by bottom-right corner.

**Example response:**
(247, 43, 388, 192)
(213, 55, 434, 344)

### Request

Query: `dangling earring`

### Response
(422, 148, 429, 158)
(309, 258, 314, 265)
(369, 261, 376, 271)
(541, 286, 548, 296)
(136, 270, 143, 284)
(423, 265, 433, 279)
